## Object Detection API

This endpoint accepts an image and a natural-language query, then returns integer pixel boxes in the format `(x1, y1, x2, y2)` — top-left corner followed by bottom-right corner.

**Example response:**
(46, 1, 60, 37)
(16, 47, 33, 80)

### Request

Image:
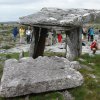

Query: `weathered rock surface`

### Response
(70, 61, 81, 70)
(61, 90, 75, 100)
(0, 56, 83, 97)
(20, 7, 100, 26)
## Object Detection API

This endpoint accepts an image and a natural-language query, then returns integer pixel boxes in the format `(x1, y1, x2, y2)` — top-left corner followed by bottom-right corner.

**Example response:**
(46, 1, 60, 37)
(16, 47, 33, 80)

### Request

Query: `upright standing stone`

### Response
(65, 27, 82, 60)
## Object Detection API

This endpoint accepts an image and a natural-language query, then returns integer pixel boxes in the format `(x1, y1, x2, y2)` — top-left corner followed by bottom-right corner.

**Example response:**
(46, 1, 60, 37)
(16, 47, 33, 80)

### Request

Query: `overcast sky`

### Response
(0, 0, 100, 22)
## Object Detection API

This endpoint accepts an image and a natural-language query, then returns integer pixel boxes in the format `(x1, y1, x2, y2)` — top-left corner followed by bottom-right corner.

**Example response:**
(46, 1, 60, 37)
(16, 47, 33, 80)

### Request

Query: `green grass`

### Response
(0, 52, 29, 60)
(0, 92, 64, 100)
(69, 54, 100, 100)
(0, 53, 19, 60)
(2, 45, 12, 49)
(29, 92, 64, 100)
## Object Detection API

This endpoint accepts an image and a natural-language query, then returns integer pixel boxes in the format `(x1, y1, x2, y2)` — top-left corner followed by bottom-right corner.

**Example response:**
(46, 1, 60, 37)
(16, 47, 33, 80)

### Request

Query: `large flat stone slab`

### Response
(20, 8, 100, 26)
(0, 57, 83, 97)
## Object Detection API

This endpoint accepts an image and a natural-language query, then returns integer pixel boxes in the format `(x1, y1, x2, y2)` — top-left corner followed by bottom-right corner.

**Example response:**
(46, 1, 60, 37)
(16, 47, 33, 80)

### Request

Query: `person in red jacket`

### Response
(90, 40, 97, 54)
(57, 33, 62, 43)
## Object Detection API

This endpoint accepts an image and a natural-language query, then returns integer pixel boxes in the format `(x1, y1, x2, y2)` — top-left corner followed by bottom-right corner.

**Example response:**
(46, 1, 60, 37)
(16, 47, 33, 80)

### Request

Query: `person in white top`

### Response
(26, 27, 31, 43)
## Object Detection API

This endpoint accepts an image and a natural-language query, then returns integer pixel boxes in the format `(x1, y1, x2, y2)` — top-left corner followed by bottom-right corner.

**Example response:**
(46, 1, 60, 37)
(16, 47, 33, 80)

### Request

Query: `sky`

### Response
(0, 0, 100, 22)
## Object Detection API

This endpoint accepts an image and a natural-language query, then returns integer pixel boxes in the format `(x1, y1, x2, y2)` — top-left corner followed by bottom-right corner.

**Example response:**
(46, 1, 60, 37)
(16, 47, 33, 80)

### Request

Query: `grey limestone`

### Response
(0, 56, 83, 97)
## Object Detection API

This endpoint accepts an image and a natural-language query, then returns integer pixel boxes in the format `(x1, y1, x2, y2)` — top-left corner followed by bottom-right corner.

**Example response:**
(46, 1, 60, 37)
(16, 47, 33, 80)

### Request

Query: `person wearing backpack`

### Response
(88, 27, 95, 42)
(12, 27, 19, 41)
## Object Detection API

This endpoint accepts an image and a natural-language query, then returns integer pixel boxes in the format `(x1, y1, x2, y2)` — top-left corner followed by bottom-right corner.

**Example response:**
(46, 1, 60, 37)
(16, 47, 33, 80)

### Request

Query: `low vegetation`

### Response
(69, 54, 100, 100)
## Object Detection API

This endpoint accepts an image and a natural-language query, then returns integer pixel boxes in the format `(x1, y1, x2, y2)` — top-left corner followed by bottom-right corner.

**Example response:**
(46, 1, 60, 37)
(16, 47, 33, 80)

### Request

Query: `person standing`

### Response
(88, 27, 94, 42)
(12, 27, 18, 41)
(47, 31, 53, 46)
(26, 27, 31, 43)
(19, 26, 25, 44)
(82, 27, 87, 40)
(57, 33, 62, 43)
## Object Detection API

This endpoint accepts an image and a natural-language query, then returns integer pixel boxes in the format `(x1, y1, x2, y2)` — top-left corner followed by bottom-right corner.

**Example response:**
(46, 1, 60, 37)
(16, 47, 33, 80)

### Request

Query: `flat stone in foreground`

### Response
(0, 57, 83, 97)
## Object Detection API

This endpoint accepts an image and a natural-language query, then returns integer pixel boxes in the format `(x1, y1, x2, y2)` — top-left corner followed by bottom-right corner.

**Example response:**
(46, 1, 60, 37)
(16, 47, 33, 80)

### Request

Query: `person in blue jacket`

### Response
(88, 27, 94, 42)
(12, 27, 19, 41)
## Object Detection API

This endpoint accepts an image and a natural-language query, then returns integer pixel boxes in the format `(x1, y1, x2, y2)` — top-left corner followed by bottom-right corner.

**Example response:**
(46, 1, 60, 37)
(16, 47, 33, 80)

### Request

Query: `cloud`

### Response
(0, 0, 43, 5)
(0, 0, 100, 21)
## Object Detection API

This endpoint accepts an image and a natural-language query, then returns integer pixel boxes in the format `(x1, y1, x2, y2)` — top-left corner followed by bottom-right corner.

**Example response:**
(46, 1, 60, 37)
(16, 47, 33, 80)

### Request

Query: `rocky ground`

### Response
(0, 31, 100, 100)
(1, 36, 100, 56)
(0, 29, 100, 55)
